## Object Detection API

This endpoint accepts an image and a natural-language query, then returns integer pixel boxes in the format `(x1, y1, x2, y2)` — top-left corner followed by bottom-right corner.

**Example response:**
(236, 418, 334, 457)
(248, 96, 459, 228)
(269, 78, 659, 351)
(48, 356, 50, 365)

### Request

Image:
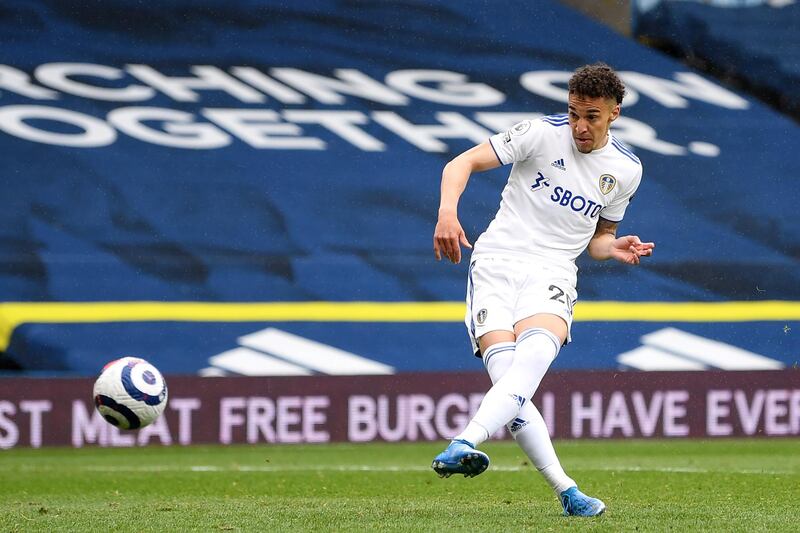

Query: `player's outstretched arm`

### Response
(587, 218, 654, 265)
(434, 142, 501, 264)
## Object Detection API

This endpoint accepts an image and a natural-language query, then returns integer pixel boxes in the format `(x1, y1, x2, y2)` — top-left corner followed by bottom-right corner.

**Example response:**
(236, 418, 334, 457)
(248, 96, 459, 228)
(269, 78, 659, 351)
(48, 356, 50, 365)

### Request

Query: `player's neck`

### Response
(594, 132, 610, 150)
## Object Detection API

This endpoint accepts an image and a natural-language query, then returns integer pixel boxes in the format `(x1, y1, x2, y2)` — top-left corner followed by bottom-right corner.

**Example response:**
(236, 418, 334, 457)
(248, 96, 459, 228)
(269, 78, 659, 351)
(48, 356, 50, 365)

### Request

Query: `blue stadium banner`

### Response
(0, 1, 797, 375)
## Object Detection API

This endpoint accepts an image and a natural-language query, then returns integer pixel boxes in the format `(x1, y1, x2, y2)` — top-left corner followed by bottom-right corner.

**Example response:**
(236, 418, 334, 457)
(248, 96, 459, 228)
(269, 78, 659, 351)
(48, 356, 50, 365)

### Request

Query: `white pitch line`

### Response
(0, 464, 793, 476)
(584, 465, 800, 476)
(73, 464, 798, 476)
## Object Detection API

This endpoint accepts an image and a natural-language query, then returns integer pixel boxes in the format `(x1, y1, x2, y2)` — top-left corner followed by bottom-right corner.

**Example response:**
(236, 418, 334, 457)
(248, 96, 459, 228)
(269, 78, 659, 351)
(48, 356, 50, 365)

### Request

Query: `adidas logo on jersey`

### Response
(551, 158, 566, 171)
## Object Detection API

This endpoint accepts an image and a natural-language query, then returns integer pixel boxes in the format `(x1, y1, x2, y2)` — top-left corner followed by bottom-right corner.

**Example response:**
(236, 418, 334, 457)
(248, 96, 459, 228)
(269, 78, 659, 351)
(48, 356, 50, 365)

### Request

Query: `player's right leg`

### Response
(456, 323, 562, 447)
(432, 326, 561, 478)
(433, 260, 564, 477)
(431, 438, 490, 478)
(431, 336, 513, 478)
(432, 260, 515, 478)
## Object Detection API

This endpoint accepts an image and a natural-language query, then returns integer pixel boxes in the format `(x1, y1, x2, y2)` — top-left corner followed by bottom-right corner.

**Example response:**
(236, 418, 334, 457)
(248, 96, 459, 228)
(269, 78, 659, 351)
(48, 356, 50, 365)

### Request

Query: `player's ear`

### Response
(609, 103, 621, 122)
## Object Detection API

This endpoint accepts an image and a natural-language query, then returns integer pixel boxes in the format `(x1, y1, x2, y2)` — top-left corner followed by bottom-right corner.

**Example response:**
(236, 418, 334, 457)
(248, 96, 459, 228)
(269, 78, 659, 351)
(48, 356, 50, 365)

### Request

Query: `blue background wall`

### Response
(1, 0, 797, 375)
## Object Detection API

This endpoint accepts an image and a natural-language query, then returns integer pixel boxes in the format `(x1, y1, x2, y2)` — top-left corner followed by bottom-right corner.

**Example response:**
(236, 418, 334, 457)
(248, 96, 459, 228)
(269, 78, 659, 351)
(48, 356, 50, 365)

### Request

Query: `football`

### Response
(93, 357, 168, 430)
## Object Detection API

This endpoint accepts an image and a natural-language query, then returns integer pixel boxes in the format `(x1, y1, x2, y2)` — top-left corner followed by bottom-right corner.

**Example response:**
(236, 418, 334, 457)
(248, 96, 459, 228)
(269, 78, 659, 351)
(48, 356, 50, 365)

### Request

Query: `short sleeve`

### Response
(599, 166, 642, 223)
(488, 119, 544, 165)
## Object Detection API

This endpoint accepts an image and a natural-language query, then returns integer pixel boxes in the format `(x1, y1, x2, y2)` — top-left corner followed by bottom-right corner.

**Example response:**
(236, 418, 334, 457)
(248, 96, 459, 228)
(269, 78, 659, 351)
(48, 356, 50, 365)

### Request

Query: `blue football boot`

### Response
(560, 486, 606, 516)
(431, 439, 490, 478)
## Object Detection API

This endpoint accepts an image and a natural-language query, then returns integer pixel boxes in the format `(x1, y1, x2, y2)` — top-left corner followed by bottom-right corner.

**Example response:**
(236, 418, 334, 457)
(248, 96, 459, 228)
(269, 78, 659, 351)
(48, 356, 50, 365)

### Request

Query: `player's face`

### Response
(567, 94, 620, 153)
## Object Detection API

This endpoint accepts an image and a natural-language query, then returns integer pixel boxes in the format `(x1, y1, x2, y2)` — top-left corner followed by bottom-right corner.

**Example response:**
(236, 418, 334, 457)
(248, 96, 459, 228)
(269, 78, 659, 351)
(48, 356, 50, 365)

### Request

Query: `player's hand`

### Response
(611, 235, 654, 265)
(433, 211, 472, 264)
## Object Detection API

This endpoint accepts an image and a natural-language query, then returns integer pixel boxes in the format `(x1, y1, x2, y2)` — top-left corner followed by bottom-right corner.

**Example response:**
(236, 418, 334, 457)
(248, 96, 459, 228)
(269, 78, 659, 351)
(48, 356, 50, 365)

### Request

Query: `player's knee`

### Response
(515, 327, 562, 362)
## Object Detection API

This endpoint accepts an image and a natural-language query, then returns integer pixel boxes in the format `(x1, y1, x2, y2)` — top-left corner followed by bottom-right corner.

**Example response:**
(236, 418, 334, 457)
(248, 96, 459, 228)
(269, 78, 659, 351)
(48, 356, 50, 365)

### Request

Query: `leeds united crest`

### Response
(599, 174, 616, 195)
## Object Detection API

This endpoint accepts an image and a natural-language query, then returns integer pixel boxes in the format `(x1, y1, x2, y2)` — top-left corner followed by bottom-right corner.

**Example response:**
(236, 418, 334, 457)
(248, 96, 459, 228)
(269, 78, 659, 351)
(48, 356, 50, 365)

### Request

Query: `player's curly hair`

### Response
(568, 63, 626, 104)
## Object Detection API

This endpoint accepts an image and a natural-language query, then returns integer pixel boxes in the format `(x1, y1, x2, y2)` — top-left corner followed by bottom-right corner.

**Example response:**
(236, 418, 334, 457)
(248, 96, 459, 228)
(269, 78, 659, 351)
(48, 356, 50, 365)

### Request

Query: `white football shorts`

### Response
(464, 256, 577, 356)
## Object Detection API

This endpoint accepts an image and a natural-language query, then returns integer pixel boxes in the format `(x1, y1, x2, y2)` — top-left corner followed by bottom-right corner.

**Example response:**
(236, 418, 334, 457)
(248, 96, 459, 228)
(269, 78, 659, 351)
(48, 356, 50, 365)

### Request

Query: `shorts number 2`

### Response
(548, 284, 566, 303)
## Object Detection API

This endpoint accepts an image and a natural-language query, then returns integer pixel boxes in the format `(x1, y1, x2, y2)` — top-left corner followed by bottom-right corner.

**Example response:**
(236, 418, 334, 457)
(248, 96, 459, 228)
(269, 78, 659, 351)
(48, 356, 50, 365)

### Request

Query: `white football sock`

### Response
(481, 336, 575, 494)
(454, 342, 515, 446)
(456, 328, 559, 446)
(510, 410, 576, 494)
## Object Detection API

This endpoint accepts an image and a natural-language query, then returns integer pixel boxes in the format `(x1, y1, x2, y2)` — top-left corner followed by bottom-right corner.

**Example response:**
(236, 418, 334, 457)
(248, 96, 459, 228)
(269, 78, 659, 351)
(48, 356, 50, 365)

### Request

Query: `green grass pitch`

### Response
(1, 438, 798, 531)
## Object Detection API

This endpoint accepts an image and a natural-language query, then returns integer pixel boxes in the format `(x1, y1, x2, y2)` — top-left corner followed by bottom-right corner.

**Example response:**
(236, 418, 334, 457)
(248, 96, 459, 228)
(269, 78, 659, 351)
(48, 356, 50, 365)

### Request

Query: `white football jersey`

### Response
(473, 114, 642, 279)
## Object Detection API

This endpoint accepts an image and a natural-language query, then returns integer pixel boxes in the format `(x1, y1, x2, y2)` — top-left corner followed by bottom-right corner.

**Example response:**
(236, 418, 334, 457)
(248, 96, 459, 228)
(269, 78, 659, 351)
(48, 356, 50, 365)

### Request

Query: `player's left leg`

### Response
(509, 407, 605, 516)
(480, 338, 575, 492)
(513, 314, 605, 516)
(481, 339, 601, 516)
(560, 487, 606, 517)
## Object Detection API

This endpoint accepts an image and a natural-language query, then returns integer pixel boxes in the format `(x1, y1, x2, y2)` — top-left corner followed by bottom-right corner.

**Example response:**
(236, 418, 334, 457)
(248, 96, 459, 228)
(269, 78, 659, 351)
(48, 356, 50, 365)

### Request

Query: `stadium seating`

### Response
(633, 0, 800, 115)
(0, 0, 797, 375)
